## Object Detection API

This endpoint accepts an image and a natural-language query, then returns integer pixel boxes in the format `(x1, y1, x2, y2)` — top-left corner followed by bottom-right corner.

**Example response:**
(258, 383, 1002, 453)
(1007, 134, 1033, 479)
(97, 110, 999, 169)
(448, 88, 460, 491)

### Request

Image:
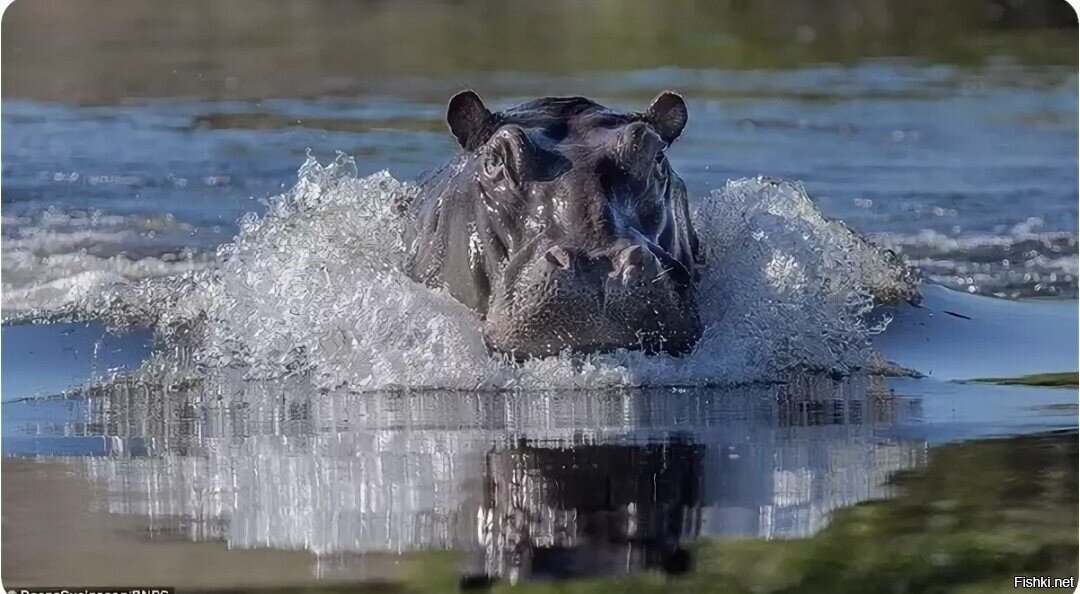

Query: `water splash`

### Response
(48, 153, 917, 391)
(2, 209, 213, 316)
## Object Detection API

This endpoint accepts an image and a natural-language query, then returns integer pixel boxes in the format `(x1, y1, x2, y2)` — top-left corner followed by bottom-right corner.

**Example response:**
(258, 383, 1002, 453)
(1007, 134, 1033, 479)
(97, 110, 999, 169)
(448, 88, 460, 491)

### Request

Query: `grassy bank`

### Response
(971, 372, 1079, 387)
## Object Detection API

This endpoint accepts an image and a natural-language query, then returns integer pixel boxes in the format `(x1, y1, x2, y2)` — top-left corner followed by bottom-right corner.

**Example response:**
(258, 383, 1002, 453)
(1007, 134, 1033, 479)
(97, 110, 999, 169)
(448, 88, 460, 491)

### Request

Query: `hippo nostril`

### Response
(611, 244, 657, 282)
(622, 245, 647, 267)
(544, 246, 573, 270)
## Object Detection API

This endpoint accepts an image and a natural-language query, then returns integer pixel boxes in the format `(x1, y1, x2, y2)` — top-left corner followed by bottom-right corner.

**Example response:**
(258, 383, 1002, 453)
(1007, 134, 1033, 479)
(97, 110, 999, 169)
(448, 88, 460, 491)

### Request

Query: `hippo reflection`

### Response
(6, 376, 934, 586)
(404, 91, 703, 358)
(477, 439, 702, 581)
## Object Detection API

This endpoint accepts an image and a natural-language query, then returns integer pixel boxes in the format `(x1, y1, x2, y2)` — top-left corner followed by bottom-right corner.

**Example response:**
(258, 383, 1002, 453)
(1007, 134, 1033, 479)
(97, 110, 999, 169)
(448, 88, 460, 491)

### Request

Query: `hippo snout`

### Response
(481, 239, 700, 358)
(541, 243, 667, 287)
(610, 244, 658, 284)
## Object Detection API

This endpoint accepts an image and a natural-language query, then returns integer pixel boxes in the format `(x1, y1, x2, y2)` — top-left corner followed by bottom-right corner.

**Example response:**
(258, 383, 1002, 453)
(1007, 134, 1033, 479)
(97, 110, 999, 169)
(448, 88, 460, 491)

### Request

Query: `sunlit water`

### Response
(3, 63, 1077, 315)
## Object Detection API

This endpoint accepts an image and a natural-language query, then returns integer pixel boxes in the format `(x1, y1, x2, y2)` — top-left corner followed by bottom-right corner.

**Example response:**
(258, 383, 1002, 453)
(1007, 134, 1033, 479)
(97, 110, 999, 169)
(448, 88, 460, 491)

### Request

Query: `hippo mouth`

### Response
(483, 303, 702, 360)
(482, 246, 702, 359)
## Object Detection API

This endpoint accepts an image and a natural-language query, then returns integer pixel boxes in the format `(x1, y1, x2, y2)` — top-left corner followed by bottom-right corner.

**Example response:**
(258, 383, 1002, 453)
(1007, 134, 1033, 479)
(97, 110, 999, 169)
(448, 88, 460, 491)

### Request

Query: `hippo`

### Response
(404, 91, 702, 359)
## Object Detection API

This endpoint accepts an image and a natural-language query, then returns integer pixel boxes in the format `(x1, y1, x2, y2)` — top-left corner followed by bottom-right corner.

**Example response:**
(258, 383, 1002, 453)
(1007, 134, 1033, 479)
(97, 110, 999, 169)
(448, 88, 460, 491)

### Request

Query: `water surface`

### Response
(3, 1, 1077, 310)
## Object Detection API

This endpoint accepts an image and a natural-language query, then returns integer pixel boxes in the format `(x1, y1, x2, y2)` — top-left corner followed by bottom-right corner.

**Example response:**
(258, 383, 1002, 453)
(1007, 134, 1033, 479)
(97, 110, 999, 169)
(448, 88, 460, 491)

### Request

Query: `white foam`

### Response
(2, 209, 210, 315)
(873, 224, 1077, 297)
(57, 153, 917, 390)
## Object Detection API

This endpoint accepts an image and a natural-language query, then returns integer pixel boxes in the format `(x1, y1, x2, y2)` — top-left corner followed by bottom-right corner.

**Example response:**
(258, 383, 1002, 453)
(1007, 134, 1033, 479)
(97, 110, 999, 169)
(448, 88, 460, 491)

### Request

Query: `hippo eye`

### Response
(482, 127, 534, 188)
(653, 154, 667, 177)
(597, 158, 627, 195)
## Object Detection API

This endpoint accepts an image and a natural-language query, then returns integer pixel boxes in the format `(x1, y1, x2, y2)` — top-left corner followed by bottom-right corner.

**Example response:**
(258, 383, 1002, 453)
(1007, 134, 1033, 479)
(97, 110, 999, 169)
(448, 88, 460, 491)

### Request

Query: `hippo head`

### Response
(409, 91, 703, 359)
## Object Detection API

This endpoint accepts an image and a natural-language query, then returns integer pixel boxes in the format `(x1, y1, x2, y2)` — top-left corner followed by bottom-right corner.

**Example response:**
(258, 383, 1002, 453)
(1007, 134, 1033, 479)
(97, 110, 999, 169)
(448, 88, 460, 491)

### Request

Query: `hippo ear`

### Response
(644, 91, 688, 145)
(447, 90, 493, 149)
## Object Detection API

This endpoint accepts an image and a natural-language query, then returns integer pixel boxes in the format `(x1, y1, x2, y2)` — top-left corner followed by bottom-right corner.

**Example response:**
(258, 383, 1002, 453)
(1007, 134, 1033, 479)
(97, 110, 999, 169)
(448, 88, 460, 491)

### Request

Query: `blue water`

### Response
(3, 63, 1077, 314)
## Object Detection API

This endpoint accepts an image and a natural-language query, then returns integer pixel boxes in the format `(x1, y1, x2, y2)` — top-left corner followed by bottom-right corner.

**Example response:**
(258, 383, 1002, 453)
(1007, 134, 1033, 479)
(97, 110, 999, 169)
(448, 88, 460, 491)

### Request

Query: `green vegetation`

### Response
(193, 431, 1078, 594)
(3, 0, 1075, 103)
(971, 372, 1079, 387)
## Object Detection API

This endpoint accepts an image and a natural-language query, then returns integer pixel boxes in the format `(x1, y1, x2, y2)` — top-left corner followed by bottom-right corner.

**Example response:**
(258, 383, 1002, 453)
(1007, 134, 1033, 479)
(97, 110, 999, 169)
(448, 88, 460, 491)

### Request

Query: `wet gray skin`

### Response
(404, 91, 703, 359)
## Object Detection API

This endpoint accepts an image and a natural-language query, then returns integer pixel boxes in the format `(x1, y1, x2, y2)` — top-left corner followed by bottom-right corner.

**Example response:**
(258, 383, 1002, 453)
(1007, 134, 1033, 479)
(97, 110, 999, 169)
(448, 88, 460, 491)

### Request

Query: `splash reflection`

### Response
(38, 375, 925, 580)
